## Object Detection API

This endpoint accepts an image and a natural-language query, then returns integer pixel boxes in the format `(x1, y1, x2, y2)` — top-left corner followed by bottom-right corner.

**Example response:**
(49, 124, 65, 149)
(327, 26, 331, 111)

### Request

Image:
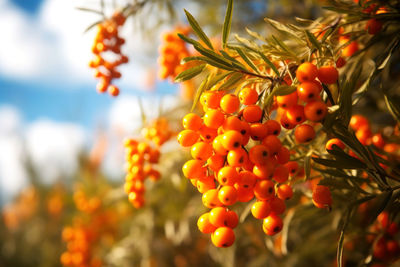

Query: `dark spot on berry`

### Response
(308, 93, 314, 99)
(239, 157, 244, 163)
(273, 226, 281, 232)
(244, 184, 249, 188)
(262, 151, 268, 157)
(268, 187, 273, 193)
(296, 117, 302, 122)
(241, 130, 247, 135)
(234, 142, 240, 148)
(316, 109, 322, 115)
(206, 135, 211, 139)
(306, 138, 312, 142)
(222, 178, 227, 183)
(273, 130, 278, 135)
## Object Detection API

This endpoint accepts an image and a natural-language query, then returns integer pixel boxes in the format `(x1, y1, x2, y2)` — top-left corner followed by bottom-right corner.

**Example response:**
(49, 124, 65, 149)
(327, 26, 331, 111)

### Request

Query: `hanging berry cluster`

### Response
(158, 26, 192, 81)
(177, 86, 303, 247)
(277, 62, 335, 145)
(141, 118, 174, 147)
(123, 138, 161, 208)
(89, 11, 128, 97)
(61, 189, 118, 267)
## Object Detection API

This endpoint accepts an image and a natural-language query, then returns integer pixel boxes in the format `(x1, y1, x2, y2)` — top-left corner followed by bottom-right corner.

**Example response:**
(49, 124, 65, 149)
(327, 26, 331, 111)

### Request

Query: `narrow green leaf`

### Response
(191, 75, 209, 112)
(384, 94, 400, 123)
(181, 56, 204, 64)
(274, 85, 297, 96)
(271, 35, 290, 53)
(305, 30, 322, 52)
(83, 20, 103, 33)
(192, 45, 235, 69)
(76, 7, 104, 15)
(220, 50, 242, 64)
(184, 9, 213, 50)
(177, 33, 203, 47)
(222, 0, 233, 48)
(318, 178, 353, 190)
(337, 208, 353, 267)
(206, 72, 234, 89)
(218, 73, 244, 91)
(312, 157, 366, 169)
(234, 47, 260, 73)
(256, 51, 280, 76)
(174, 64, 206, 82)
(304, 156, 311, 181)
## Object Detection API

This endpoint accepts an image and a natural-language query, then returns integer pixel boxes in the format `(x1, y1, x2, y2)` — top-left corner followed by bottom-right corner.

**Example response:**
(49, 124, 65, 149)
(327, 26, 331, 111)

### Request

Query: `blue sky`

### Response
(0, 0, 178, 128)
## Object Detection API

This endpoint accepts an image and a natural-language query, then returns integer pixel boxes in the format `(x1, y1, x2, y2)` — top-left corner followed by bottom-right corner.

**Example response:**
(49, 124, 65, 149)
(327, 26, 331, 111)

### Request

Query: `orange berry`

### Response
(285, 161, 299, 176)
(312, 185, 332, 209)
(197, 179, 216, 193)
(209, 207, 229, 227)
(280, 111, 296, 129)
(272, 165, 289, 183)
(239, 87, 258, 105)
(342, 41, 359, 57)
(236, 187, 255, 202)
(317, 66, 339, 84)
(262, 135, 282, 155)
(201, 91, 224, 109)
(277, 184, 293, 200)
(108, 85, 120, 97)
(251, 201, 271, 219)
(253, 162, 275, 180)
(204, 109, 225, 129)
(211, 227, 235, 248)
(249, 145, 271, 165)
(183, 113, 203, 131)
(349, 115, 369, 130)
(242, 105, 263, 123)
(296, 62, 318, 83)
(222, 116, 242, 132)
(202, 189, 222, 209)
(197, 213, 217, 233)
(221, 130, 243, 150)
(269, 196, 286, 215)
(236, 171, 257, 189)
(177, 129, 199, 147)
(286, 105, 305, 125)
(227, 148, 248, 167)
(199, 125, 218, 142)
(207, 154, 225, 172)
(191, 142, 213, 161)
(276, 92, 298, 109)
(366, 19, 382, 35)
(304, 100, 327, 122)
(297, 82, 320, 102)
(213, 135, 229, 156)
(218, 186, 238, 206)
(226, 210, 239, 228)
(276, 146, 290, 164)
(182, 159, 206, 179)
(220, 94, 240, 114)
(250, 123, 269, 140)
(372, 133, 385, 148)
(217, 166, 239, 186)
(265, 120, 281, 136)
(96, 82, 108, 93)
(263, 214, 283, 235)
(294, 124, 316, 143)
(336, 57, 346, 68)
(254, 180, 275, 200)
(326, 138, 345, 151)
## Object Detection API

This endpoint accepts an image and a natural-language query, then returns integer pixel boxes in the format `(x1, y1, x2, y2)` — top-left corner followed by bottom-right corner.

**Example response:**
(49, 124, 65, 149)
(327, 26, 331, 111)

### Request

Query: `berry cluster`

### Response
(277, 62, 335, 143)
(369, 211, 400, 264)
(123, 138, 161, 208)
(73, 189, 102, 214)
(158, 26, 191, 81)
(141, 118, 173, 147)
(178, 87, 299, 247)
(89, 11, 128, 97)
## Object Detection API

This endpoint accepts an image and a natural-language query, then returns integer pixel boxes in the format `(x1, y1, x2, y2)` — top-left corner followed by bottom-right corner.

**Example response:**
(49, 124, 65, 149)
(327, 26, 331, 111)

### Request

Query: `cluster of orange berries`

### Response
(73, 189, 102, 214)
(89, 11, 128, 97)
(61, 225, 102, 267)
(158, 26, 192, 81)
(178, 86, 302, 247)
(141, 118, 174, 147)
(369, 211, 400, 264)
(123, 138, 161, 208)
(276, 62, 337, 143)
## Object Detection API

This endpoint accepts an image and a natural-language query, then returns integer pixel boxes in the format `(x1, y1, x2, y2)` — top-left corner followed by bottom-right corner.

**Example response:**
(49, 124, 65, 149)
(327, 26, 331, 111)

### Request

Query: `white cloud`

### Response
(25, 120, 86, 184)
(0, 106, 27, 202)
(0, 0, 163, 90)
